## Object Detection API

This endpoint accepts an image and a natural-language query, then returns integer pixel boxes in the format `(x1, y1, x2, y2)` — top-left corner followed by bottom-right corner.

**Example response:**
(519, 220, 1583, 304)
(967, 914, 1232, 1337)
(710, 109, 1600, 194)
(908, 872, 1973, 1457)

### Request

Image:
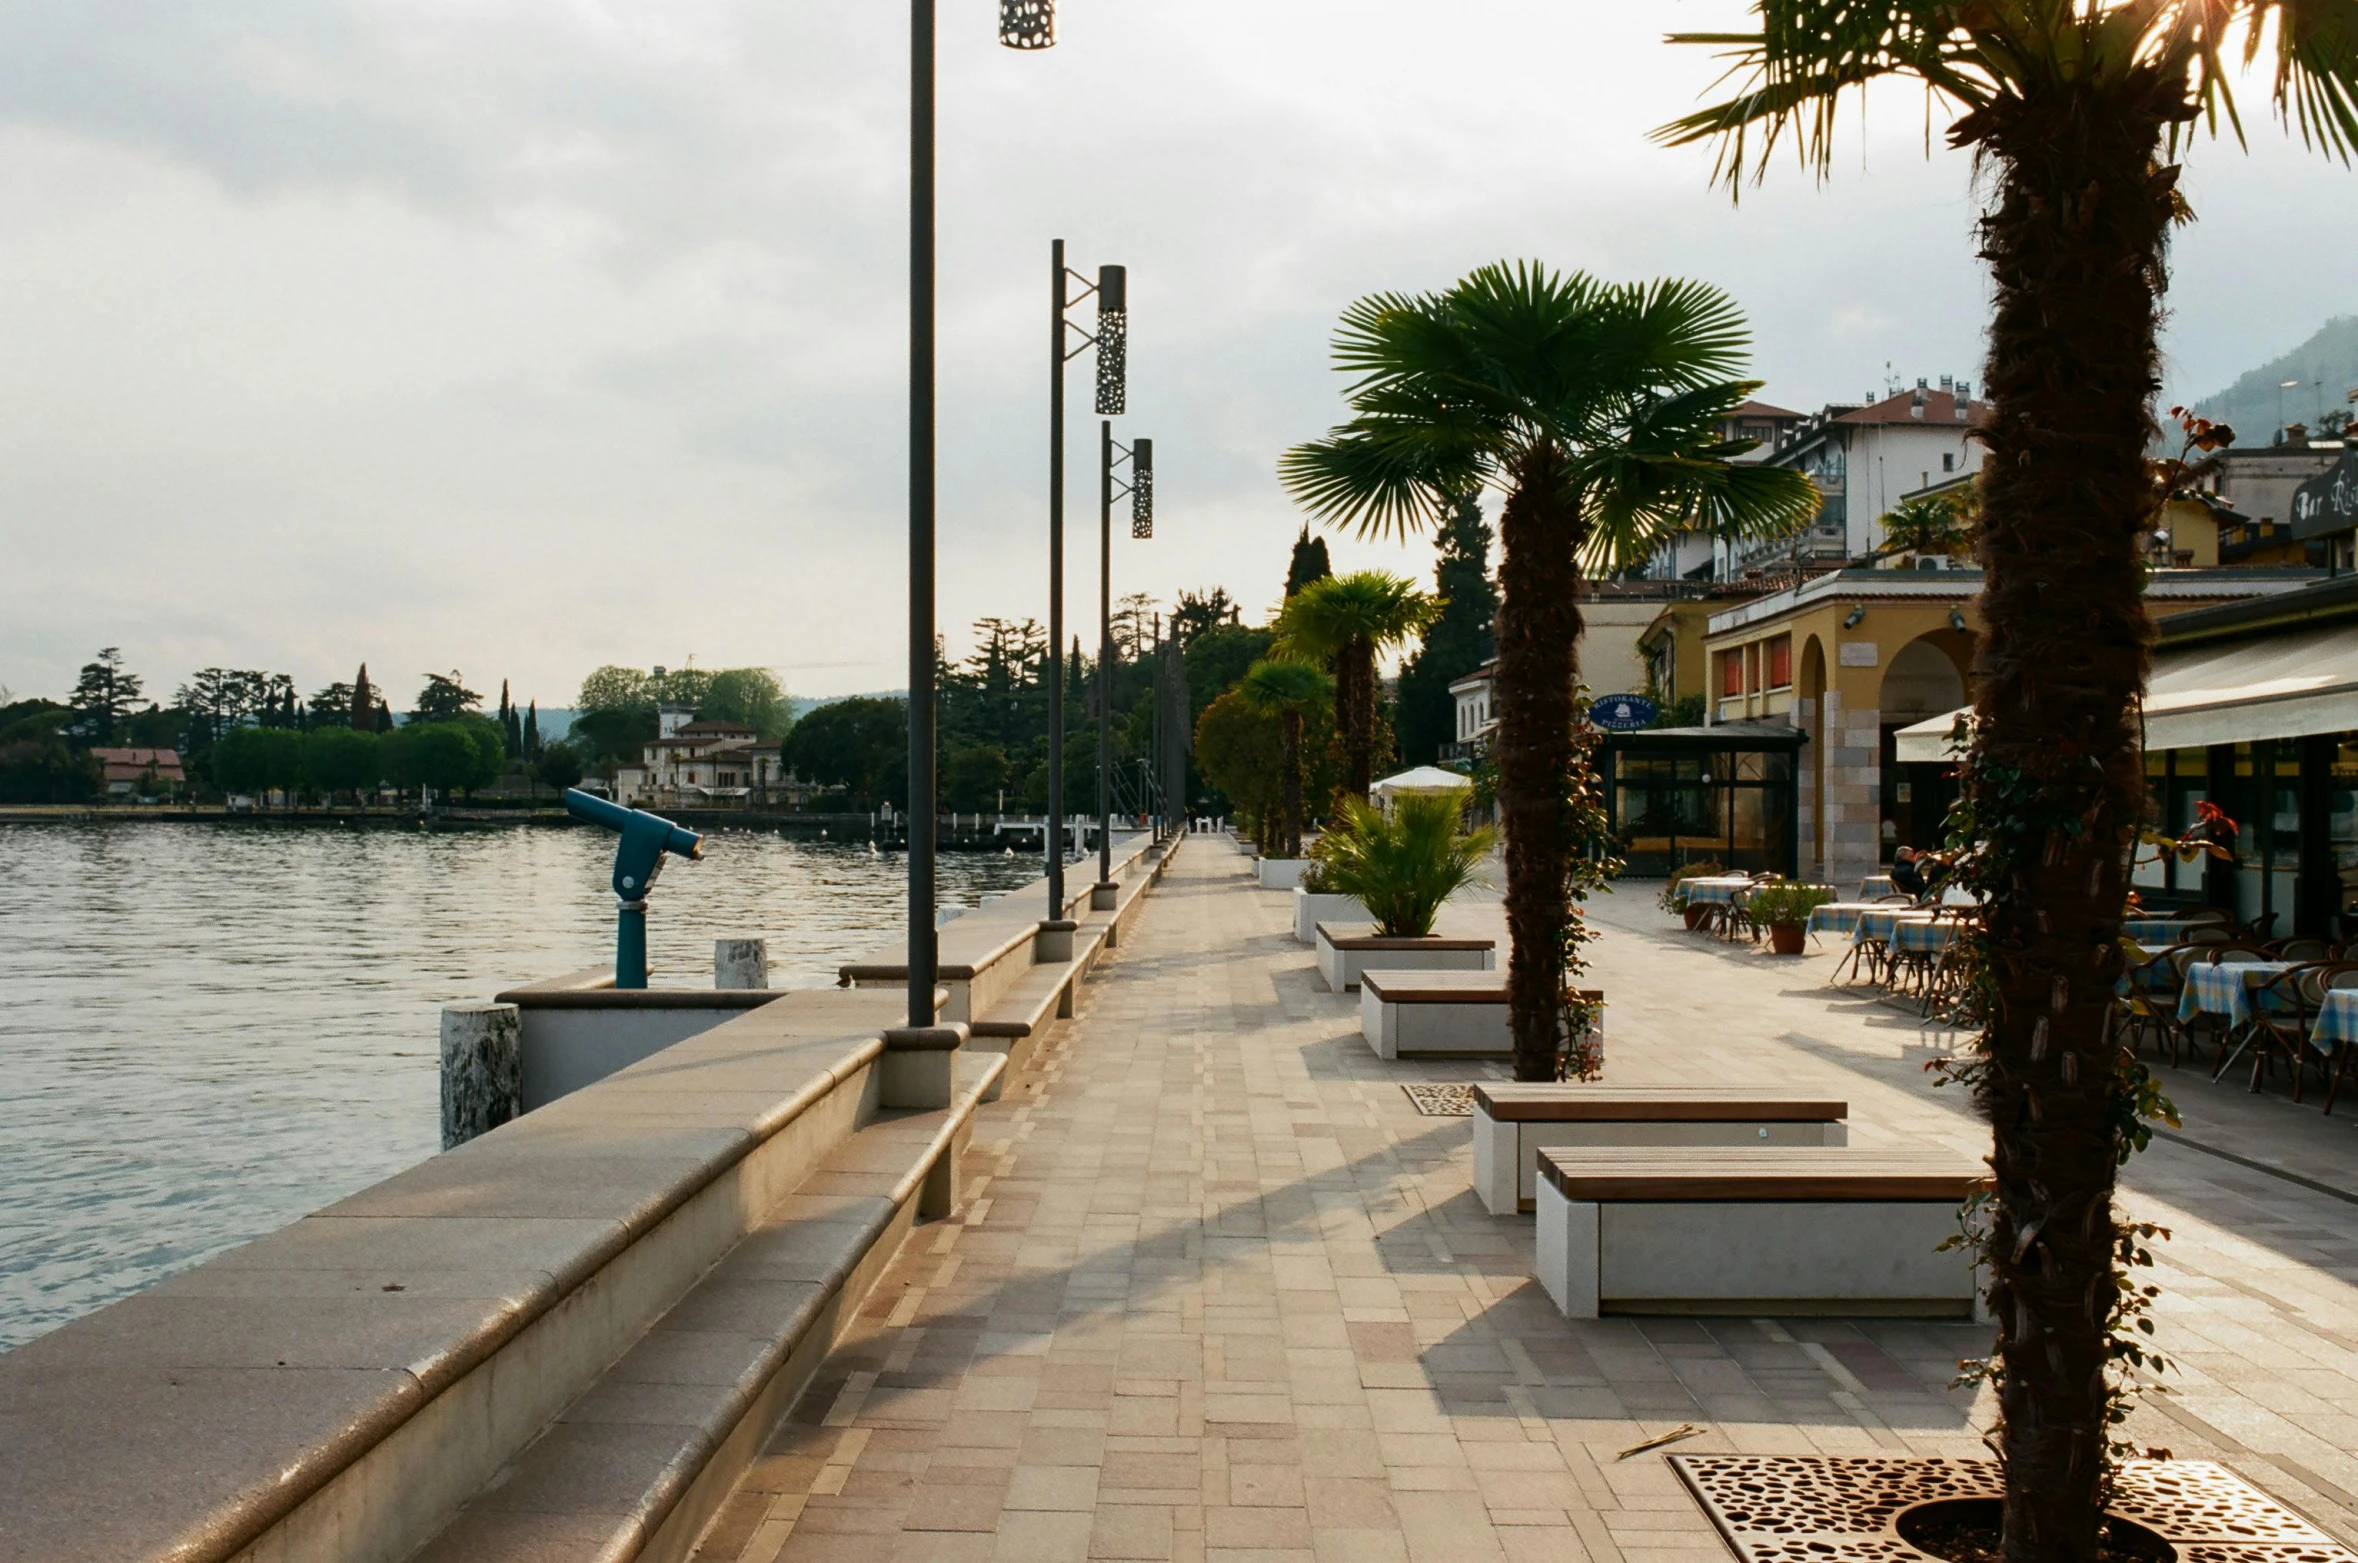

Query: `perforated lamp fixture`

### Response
(999, 0, 1054, 49)
(1094, 265, 1126, 416)
(1131, 439, 1153, 538)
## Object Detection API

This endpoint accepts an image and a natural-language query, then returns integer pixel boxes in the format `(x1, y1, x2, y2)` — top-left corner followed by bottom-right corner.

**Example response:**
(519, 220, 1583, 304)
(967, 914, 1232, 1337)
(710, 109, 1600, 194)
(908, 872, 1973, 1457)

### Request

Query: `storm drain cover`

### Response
(1670, 1454, 2358, 1562)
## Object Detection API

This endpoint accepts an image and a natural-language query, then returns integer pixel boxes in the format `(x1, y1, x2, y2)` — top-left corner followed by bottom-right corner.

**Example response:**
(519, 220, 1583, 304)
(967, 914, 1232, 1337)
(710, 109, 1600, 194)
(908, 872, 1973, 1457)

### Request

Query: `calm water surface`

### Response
(0, 822, 1046, 1349)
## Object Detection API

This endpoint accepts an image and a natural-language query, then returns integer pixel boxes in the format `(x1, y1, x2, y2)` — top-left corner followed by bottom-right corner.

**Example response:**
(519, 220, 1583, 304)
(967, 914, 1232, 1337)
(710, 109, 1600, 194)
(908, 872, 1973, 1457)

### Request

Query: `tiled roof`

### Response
(1833, 388, 1984, 427)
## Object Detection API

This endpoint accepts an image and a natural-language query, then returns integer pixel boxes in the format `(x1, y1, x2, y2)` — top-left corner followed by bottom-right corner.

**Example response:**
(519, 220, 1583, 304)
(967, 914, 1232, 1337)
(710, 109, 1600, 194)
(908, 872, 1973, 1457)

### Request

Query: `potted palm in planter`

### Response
(1312, 792, 1498, 991)
(1749, 882, 1833, 956)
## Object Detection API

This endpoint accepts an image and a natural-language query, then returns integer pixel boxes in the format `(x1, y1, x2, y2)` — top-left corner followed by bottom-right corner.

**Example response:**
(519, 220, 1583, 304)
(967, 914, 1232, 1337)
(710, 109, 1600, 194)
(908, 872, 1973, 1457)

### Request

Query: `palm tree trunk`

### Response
(1281, 709, 1305, 859)
(1495, 445, 1583, 1083)
(1971, 77, 2177, 1563)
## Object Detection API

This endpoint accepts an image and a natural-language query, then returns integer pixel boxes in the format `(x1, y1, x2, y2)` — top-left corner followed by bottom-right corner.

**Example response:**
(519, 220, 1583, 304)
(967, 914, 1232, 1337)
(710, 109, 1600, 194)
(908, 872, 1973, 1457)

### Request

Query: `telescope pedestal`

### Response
(616, 899, 650, 988)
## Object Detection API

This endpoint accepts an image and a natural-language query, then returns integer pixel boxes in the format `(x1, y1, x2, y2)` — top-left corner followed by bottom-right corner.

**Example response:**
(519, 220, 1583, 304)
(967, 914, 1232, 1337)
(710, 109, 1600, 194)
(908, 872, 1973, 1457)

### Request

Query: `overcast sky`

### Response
(3, 2, 2353, 709)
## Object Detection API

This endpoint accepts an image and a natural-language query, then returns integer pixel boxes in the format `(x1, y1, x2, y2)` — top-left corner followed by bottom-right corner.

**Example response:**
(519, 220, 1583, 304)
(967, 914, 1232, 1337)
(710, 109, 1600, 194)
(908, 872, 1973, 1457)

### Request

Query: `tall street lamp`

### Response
(1045, 245, 1125, 941)
(891, 0, 1055, 1090)
(1094, 425, 1152, 905)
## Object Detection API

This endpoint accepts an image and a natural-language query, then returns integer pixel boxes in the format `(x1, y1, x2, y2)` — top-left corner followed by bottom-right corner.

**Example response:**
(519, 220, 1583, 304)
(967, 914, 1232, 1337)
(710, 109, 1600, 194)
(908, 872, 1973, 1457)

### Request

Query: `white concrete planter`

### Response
(1256, 856, 1309, 890)
(1314, 922, 1494, 992)
(1292, 889, 1365, 944)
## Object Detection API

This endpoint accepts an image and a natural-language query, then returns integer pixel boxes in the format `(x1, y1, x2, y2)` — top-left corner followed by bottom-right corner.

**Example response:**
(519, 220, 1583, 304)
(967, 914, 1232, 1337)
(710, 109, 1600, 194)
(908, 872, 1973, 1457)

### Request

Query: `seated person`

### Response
(1890, 846, 1927, 898)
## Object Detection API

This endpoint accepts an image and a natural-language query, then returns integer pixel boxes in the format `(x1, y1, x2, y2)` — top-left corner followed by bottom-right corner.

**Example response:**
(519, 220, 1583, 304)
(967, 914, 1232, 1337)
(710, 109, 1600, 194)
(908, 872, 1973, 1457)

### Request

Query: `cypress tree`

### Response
(524, 701, 541, 760)
(1394, 491, 1498, 766)
(350, 665, 375, 731)
(1283, 526, 1332, 598)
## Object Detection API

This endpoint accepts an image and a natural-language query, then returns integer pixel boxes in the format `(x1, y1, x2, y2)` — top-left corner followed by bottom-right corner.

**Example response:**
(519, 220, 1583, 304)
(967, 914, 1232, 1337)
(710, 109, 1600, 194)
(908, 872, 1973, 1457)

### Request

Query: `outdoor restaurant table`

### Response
(1888, 916, 1962, 955)
(1859, 874, 1897, 899)
(2311, 988, 2358, 1056)
(2176, 961, 2296, 1030)
(1850, 906, 1921, 946)
(1806, 901, 1881, 940)
(1679, 877, 1757, 906)
(2123, 916, 2191, 944)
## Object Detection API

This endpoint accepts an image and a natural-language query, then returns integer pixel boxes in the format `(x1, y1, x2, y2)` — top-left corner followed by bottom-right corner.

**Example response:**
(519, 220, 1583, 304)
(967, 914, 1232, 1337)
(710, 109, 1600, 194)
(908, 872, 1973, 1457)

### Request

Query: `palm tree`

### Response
(1657, 10, 2357, 1557)
(1237, 659, 1331, 859)
(1275, 571, 1440, 801)
(1873, 492, 1971, 561)
(1281, 262, 1816, 1085)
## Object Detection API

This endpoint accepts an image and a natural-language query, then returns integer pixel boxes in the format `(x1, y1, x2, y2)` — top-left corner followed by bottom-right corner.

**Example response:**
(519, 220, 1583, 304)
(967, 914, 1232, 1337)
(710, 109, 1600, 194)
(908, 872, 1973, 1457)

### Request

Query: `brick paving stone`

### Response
(689, 840, 2358, 1561)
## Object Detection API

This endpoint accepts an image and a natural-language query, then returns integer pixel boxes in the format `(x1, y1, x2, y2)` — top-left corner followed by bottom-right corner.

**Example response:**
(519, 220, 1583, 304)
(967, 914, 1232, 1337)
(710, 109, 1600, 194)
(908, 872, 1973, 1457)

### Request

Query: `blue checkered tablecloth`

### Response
(1859, 874, 1896, 900)
(1680, 877, 1754, 906)
(2176, 961, 2296, 1029)
(2123, 916, 2204, 945)
(1851, 907, 1917, 945)
(1889, 917, 1962, 954)
(2311, 989, 2358, 1055)
(1806, 902, 1880, 939)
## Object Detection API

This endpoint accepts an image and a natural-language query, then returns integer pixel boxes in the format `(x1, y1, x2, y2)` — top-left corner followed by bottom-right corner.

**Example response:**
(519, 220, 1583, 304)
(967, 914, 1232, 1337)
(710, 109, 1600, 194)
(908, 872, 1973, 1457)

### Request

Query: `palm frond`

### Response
(2260, 0, 2358, 161)
(1278, 423, 1469, 542)
(1656, 0, 1992, 191)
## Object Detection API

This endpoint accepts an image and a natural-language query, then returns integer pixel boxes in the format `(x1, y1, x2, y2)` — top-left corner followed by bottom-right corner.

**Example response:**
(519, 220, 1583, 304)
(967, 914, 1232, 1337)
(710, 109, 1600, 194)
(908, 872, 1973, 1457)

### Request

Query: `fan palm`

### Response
(1660, 8, 2357, 1557)
(1312, 793, 1496, 938)
(1280, 261, 1817, 1084)
(1274, 571, 1440, 801)
(1874, 492, 1972, 561)
(1237, 659, 1331, 860)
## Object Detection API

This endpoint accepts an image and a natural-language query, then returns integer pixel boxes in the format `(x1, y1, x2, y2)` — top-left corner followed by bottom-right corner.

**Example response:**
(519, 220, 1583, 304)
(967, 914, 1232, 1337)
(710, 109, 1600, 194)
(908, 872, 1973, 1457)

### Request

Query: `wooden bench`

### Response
(1473, 1085, 1846, 1215)
(1535, 1146, 1989, 1319)
(1315, 922, 1495, 992)
(1359, 970, 1578, 1061)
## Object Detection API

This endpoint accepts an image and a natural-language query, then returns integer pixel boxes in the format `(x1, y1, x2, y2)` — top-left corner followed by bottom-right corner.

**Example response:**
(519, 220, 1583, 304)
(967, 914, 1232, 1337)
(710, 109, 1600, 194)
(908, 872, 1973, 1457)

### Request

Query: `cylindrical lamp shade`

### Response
(1131, 438, 1153, 538)
(1094, 265, 1127, 416)
(999, 0, 1054, 48)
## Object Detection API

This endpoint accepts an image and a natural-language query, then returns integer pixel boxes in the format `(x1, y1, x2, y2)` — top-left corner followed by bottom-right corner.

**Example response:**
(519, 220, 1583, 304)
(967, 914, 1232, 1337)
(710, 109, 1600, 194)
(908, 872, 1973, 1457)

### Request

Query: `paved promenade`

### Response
(688, 840, 2358, 1562)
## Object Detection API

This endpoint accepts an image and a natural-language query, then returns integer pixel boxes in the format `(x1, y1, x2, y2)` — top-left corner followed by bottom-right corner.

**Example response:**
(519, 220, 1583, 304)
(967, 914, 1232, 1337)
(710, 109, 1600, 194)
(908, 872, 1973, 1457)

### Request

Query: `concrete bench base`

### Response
(1314, 922, 1494, 993)
(1535, 1148, 1987, 1319)
(1359, 969, 1510, 1058)
(1473, 1086, 1846, 1215)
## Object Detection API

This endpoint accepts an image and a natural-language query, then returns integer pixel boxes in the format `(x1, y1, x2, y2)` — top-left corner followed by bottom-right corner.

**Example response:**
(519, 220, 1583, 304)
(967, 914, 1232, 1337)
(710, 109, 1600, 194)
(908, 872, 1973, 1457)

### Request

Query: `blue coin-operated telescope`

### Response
(563, 788, 704, 988)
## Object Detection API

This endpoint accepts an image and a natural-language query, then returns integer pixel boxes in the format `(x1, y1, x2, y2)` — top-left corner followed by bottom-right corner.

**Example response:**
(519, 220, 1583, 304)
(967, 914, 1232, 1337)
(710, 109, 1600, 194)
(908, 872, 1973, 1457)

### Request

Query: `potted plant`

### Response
(1658, 859, 1725, 931)
(1749, 882, 1833, 956)
(1311, 793, 1499, 989)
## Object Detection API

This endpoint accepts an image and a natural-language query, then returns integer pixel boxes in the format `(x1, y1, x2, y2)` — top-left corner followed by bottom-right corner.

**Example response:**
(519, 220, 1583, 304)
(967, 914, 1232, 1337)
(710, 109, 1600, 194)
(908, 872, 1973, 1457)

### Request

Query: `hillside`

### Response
(2184, 316, 2358, 443)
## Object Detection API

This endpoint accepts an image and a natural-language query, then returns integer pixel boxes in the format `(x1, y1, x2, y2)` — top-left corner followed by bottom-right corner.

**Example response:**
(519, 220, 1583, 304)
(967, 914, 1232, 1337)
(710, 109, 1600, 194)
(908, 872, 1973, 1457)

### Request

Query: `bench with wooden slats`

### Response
(1472, 1087, 1848, 1215)
(1534, 1145, 1991, 1321)
(1315, 922, 1496, 992)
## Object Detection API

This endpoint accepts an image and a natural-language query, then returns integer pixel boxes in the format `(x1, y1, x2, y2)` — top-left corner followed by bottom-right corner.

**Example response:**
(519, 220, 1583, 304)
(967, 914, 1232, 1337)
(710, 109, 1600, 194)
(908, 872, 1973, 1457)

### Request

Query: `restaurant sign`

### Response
(2291, 447, 2358, 540)
(1590, 694, 1659, 732)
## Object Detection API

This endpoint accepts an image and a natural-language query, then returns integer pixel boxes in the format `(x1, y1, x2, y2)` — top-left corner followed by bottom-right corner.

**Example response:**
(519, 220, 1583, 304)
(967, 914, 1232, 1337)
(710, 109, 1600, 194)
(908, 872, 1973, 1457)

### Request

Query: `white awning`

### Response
(1371, 765, 1472, 798)
(1892, 621, 2358, 763)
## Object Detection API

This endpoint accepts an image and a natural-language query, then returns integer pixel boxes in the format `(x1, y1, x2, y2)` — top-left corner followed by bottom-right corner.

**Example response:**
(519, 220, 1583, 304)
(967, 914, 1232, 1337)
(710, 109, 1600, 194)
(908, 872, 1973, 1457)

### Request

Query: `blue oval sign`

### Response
(1590, 694, 1659, 732)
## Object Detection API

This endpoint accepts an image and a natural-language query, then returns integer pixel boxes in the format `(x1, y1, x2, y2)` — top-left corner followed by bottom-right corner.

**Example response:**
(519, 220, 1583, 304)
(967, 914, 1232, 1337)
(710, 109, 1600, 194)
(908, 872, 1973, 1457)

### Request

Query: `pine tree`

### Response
(350, 665, 375, 731)
(1283, 526, 1332, 598)
(1394, 492, 1498, 765)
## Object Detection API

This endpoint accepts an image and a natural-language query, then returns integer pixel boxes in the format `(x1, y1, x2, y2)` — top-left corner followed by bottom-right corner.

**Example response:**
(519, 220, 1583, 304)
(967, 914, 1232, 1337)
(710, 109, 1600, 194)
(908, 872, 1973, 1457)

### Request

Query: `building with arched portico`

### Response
(1692, 566, 2321, 887)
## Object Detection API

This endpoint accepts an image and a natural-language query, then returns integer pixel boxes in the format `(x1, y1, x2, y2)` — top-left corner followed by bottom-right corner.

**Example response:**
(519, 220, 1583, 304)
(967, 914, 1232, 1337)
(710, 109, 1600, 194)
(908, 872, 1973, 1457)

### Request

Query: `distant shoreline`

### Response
(0, 805, 1082, 850)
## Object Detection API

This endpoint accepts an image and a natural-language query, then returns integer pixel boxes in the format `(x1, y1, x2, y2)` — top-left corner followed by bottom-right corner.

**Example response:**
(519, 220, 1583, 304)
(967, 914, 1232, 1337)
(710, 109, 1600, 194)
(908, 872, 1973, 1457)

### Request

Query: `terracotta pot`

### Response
(1768, 921, 1807, 956)
(1682, 905, 1707, 931)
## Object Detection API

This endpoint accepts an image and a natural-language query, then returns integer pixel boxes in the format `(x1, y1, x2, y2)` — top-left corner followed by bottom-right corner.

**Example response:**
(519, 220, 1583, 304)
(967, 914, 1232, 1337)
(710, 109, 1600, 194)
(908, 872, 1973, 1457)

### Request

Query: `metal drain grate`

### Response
(1401, 1083, 1474, 1116)
(1671, 1456, 2358, 1562)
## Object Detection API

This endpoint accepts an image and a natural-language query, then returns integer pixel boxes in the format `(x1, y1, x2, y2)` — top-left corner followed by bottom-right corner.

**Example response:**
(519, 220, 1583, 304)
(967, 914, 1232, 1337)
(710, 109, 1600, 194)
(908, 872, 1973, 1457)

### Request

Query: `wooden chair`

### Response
(2164, 946, 2222, 1067)
(2244, 964, 2322, 1094)
(2118, 948, 2185, 1061)
(2175, 906, 2233, 928)
(2307, 964, 2358, 1116)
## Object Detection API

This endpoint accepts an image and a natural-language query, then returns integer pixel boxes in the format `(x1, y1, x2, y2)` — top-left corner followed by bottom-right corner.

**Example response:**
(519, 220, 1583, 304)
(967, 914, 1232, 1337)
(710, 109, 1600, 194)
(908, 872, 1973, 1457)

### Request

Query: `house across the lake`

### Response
(613, 706, 786, 807)
(88, 747, 185, 799)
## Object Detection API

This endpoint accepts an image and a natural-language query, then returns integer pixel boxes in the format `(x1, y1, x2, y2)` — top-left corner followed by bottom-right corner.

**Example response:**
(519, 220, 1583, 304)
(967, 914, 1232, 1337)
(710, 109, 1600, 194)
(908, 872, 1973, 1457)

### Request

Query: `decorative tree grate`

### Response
(1672, 1456, 2358, 1562)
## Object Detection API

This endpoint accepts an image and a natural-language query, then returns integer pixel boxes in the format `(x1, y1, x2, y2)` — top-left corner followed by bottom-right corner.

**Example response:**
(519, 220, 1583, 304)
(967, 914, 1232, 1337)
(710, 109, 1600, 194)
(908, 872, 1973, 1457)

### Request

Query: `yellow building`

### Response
(1699, 566, 2321, 886)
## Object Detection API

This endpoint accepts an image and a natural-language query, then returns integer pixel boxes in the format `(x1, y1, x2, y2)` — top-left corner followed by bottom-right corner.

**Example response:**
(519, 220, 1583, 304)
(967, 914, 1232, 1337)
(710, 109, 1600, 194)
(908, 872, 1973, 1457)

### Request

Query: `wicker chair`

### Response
(2308, 963, 2358, 1116)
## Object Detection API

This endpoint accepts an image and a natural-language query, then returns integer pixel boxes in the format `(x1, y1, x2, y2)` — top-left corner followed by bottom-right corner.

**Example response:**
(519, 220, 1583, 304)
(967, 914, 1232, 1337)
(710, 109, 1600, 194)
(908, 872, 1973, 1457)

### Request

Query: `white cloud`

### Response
(0, 0, 2350, 706)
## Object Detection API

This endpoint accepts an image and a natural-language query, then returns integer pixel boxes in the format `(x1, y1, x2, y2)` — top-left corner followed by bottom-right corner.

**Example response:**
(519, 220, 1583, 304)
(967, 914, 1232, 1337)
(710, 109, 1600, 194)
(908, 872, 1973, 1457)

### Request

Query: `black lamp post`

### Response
(1046, 246, 1125, 933)
(1094, 426, 1153, 903)
(892, 0, 1055, 1074)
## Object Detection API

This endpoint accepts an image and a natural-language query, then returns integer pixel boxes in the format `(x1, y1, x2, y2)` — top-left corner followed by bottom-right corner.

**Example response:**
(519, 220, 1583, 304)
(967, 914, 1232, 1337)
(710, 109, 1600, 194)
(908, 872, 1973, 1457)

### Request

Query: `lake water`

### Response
(0, 822, 1048, 1350)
